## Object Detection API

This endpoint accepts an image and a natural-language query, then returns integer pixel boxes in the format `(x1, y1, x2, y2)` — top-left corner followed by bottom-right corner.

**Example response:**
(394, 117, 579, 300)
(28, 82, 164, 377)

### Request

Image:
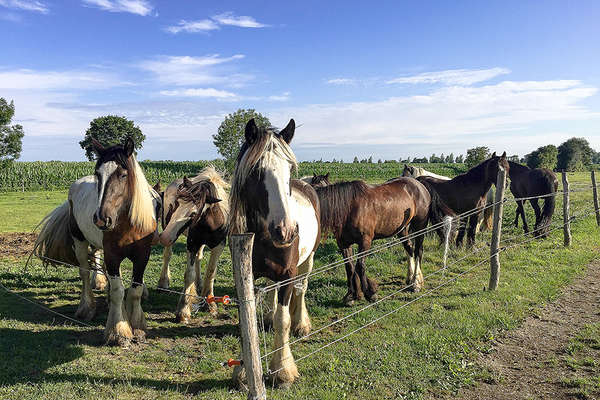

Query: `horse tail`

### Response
(537, 175, 558, 237)
(482, 188, 494, 231)
(33, 201, 78, 267)
(419, 179, 456, 243)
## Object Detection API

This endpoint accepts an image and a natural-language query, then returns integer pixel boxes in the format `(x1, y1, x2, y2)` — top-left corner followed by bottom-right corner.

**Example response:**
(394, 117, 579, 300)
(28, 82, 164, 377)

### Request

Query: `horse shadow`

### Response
(0, 327, 232, 393)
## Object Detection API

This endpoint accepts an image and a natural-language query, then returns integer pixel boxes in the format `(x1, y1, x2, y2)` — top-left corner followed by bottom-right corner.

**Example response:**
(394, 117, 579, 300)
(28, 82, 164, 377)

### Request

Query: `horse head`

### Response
(158, 177, 221, 246)
(231, 118, 299, 247)
(485, 151, 509, 186)
(310, 172, 331, 187)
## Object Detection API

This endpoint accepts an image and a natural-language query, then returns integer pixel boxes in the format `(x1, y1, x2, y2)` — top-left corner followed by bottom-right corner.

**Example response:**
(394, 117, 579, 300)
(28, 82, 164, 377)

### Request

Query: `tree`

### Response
(464, 146, 490, 168)
(368, 156, 373, 163)
(508, 155, 520, 163)
(353, 156, 359, 163)
(80, 115, 145, 161)
(447, 153, 454, 163)
(557, 137, 594, 171)
(524, 145, 557, 170)
(455, 154, 464, 163)
(212, 109, 271, 171)
(0, 98, 25, 166)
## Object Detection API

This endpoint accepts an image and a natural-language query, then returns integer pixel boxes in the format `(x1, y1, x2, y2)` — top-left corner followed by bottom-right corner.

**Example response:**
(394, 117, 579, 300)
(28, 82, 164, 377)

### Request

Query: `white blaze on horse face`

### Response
(159, 200, 203, 246)
(263, 153, 295, 241)
(95, 161, 118, 218)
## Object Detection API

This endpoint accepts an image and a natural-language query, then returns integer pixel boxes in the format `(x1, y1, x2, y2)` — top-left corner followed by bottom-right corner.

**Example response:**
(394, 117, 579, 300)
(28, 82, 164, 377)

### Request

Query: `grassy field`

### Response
(1, 169, 599, 399)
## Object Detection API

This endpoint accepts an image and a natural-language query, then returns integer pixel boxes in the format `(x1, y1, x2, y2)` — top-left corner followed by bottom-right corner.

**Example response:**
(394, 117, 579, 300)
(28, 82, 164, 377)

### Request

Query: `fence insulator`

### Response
(206, 295, 231, 305)
(223, 358, 243, 367)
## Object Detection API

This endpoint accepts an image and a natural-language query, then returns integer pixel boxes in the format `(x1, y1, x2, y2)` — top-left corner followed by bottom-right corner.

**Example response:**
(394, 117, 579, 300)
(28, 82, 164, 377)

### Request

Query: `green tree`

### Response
(80, 115, 145, 161)
(456, 154, 464, 163)
(557, 137, 594, 171)
(447, 153, 454, 163)
(524, 145, 557, 170)
(353, 156, 359, 163)
(464, 146, 490, 168)
(508, 155, 520, 163)
(0, 98, 25, 166)
(213, 109, 271, 171)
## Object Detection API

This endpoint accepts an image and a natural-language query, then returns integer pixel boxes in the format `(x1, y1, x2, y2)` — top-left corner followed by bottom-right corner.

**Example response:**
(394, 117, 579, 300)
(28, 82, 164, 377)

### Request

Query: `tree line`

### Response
(0, 102, 597, 173)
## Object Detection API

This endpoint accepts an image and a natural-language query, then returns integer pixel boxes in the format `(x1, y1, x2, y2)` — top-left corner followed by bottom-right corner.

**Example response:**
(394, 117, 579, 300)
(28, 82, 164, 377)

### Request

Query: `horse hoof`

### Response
(342, 293, 356, 306)
(366, 293, 379, 302)
(157, 277, 169, 289)
(75, 305, 96, 321)
(133, 329, 146, 342)
(175, 314, 191, 324)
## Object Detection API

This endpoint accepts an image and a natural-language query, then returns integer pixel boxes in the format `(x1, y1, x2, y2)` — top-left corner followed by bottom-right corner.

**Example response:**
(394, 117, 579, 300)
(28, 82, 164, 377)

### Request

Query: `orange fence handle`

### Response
(206, 295, 231, 305)
(224, 358, 243, 367)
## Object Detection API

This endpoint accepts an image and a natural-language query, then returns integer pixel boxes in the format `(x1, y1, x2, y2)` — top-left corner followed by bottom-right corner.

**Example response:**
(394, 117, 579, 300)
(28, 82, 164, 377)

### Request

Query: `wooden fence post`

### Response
(230, 233, 267, 400)
(591, 170, 600, 226)
(562, 172, 572, 247)
(489, 166, 507, 291)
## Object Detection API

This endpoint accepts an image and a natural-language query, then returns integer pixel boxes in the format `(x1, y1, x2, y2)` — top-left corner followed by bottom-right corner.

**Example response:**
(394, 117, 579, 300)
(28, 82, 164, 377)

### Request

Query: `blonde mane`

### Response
(229, 129, 297, 235)
(129, 155, 157, 234)
(194, 164, 230, 219)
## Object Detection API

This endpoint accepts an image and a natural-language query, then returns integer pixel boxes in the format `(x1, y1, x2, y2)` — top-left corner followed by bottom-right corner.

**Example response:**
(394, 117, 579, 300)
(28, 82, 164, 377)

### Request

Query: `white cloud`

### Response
(138, 54, 248, 86)
(212, 12, 268, 28)
(0, 68, 126, 90)
(0, 0, 48, 14)
(387, 67, 510, 86)
(270, 79, 599, 150)
(165, 12, 268, 34)
(164, 19, 219, 34)
(268, 92, 291, 102)
(326, 78, 357, 86)
(82, 0, 153, 16)
(159, 88, 237, 99)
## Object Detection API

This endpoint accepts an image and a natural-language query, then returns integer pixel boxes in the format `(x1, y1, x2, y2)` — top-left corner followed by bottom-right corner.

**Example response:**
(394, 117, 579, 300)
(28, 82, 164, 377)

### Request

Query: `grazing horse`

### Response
(417, 152, 509, 247)
(34, 138, 161, 345)
(229, 118, 320, 386)
(315, 178, 454, 306)
(507, 161, 558, 238)
(401, 164, 494, 232)
(300, 172, 331, 187)
(158, 166, 229, 322)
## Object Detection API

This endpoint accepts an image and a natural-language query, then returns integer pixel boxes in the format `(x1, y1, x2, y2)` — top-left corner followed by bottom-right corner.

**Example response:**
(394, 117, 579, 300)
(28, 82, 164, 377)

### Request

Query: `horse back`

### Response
(291, 179, 321, 254)
(417, 175, 484, 213)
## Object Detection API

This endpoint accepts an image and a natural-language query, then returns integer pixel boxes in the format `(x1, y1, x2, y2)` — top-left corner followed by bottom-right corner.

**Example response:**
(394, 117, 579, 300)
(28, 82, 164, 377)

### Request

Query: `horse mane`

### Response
(128, 155, 156, 233)
(179, 165, 230, 220)
(315, 180, 370, 235)
(229, 127, 297, 235)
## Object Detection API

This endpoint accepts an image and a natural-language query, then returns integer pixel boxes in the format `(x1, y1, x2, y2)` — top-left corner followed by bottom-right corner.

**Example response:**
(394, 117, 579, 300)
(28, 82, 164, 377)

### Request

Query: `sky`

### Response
(1, 0, 600, 161)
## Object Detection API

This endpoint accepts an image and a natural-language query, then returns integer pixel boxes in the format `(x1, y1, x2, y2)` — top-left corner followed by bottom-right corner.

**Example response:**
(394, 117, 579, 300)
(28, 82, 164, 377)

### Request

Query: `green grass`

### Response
(561, 323, 600, 399)
(0, 171, 598, 399)
(0, 191, 67, 233)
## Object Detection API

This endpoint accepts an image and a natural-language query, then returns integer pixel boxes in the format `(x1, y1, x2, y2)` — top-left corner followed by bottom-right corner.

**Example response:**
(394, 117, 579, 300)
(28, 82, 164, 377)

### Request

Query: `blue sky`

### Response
(1, 0, 600, 161)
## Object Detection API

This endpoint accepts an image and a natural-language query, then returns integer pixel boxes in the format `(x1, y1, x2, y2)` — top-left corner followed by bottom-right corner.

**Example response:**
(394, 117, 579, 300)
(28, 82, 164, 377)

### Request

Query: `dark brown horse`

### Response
(229, 118, 321, 386)
(417, 152, 509, 247)
(315, 177, 454, 306)
(300, 172, 331, 187)
(34, 137, 161, 345)
(507, 161, 558, 237)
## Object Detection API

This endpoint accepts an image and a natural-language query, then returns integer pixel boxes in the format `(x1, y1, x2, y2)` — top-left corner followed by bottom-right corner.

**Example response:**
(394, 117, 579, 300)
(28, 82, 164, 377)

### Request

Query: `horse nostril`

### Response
(106, 216, 112, 227)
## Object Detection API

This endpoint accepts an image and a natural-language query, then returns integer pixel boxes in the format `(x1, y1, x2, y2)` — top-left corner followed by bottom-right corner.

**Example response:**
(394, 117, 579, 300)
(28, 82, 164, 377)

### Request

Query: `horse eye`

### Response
(120, 173, 127, 180)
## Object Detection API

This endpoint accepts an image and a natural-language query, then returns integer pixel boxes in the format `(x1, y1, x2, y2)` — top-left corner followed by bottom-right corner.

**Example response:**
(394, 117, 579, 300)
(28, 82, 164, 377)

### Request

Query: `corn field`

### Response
(0, 161, 467, 192)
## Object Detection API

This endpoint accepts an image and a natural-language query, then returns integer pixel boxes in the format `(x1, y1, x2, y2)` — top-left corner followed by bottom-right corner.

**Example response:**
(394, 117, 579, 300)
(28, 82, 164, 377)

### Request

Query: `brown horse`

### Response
(507, 161, 558, 237)
(300, 172, 331, 187)
(315, 177, 454, 306)
(417, 152, 509, 247)
(34, 137, 160, 345)
(229, 118, 321, 386)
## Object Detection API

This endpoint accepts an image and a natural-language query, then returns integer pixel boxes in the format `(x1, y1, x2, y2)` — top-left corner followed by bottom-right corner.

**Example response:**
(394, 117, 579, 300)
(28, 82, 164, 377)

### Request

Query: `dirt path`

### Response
(0, 232, 37, 259)
(447, 261, 600, 400)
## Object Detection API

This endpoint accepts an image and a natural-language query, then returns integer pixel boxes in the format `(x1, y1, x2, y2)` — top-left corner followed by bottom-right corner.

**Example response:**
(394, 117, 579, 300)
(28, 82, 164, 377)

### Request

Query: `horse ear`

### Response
(245, 118, 259, 144)
(183, 176, 192, 187)
(124, 137, 135, 157)
(501, 151, 507, 158)
(280, 119, 295, 144)
(491, 151, 496, 157)
(91, 138, 105, 155)
(313, 172, 317, 178)
(153, 181, 161, 192)
(206, 195, 222, 204)
(325, 172, 330, 180)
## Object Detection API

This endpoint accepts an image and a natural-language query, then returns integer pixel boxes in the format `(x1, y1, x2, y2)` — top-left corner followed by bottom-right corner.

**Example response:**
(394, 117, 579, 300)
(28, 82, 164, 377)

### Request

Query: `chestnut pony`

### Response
(229, 118, 320, 386)
(34, 138, 161, 345)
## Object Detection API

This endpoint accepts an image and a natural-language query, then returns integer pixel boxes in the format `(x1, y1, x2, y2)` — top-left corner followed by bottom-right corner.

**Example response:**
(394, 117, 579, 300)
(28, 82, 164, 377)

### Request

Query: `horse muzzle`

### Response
(93, 212, 112, 231)
(270, 223, 299, 248)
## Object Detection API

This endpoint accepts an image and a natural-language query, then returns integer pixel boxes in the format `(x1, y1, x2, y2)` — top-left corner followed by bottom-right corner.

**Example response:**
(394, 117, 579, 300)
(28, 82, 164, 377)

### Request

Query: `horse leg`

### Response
(175, 249, 199, 324)
(74, 239, 96, 321)
(268, 284, 298, 387)
(342, 246, 361, 306)
(157, 245, 172, 289)
(262, 283, 277, 331)
(402, 236, 418, 291)
(194, 245, 205, 298)
(104, 258, 132, 346)
(126, 247, 151, 340)
(290, 252, 313, 337)
(356, 237, 378, 302)
(199, 243, 224, 316)
(455, 218, 466, 247)
(530, 199, 542, 236)
(90, 249, 107, 291)
(514, 200, 521, 227)
(413, 234, 425, 291)
(519, 201, 529, 234)
(466, 213, 479, 247)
